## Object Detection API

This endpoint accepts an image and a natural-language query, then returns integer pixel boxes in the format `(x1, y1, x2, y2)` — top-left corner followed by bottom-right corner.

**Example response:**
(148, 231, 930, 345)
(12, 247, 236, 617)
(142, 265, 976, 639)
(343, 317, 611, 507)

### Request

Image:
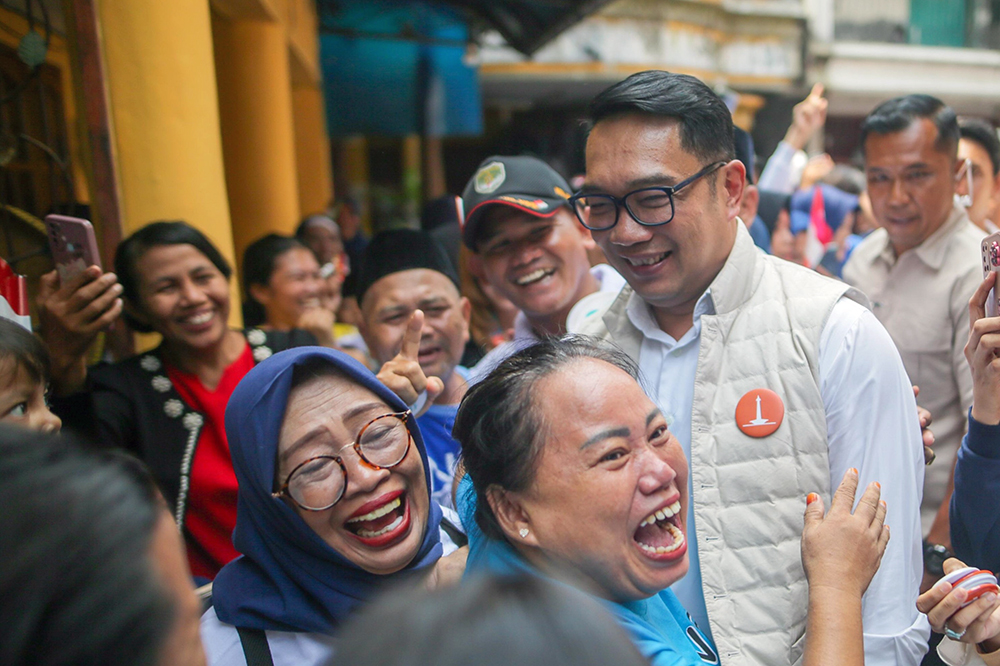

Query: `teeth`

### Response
(347, 497, 401, 524)
(357, 514, 404, 538)
(628, 253, 667, 267)
(515, 268, 552, 285)
(637, 524, 686, 554)
(640, 500, 683, 527)
(185, 311, 213, 325)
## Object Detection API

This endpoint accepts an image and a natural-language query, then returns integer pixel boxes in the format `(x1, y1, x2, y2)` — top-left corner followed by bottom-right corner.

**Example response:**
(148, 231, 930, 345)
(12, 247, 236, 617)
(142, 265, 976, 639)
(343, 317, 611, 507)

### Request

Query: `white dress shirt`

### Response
(625, 288, 929, 665)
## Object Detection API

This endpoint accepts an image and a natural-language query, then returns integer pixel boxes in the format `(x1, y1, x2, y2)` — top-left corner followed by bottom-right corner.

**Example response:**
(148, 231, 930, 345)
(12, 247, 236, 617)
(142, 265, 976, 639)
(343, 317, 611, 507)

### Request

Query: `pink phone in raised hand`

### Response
(45, 214, 101, 283)
(981, 232, 1000, 317)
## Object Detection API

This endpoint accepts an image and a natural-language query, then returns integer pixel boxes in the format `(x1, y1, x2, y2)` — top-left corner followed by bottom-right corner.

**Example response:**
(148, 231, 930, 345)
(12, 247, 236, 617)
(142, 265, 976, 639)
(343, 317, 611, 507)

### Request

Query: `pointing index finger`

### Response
(400, 310, 424, 360)
(809, 82, 825, 100)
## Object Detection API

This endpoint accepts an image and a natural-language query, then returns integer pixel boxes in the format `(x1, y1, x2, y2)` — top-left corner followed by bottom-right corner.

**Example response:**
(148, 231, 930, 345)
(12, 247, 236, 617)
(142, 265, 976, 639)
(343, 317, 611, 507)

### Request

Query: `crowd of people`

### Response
(5, 67, 1000, 666)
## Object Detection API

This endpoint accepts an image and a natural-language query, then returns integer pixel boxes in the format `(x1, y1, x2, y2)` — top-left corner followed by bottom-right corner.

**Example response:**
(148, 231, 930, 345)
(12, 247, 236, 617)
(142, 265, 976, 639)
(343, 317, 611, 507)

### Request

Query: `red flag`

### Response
(811, 187, 833, 245)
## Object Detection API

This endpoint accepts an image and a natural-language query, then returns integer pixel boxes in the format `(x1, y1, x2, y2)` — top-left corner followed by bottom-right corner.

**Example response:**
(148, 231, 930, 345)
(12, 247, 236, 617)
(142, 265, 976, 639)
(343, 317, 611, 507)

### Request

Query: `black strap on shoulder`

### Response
(440, 515, 468, 548)
(236, 626, 274, 666)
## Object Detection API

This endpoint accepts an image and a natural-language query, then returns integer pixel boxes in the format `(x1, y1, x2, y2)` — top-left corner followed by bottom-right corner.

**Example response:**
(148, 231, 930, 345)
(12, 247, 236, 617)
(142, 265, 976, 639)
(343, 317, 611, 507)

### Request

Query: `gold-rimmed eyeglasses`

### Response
(273, 410, 413, 511)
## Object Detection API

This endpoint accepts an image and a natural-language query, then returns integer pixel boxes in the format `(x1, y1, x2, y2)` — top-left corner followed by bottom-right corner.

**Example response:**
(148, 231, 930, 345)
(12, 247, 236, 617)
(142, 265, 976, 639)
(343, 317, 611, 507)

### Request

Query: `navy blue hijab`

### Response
(212, 347, 443, 632)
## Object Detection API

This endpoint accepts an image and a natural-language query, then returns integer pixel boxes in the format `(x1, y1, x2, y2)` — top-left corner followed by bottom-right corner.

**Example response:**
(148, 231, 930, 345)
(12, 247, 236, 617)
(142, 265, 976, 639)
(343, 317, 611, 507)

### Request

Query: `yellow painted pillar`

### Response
(212, 17, 300, 269)
(292, 84, 333, 216)
(97, 0, 241, 327)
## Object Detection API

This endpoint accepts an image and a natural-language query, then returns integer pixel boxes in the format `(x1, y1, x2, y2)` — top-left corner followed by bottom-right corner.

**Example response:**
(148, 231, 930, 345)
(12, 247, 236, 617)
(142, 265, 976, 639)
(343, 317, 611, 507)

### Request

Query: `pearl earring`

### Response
(519, 528, 529, 538)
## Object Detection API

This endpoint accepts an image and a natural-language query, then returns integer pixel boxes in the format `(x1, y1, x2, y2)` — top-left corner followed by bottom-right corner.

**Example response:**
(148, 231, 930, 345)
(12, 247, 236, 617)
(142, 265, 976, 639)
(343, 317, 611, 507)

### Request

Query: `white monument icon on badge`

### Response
(743, 394, 776, 428)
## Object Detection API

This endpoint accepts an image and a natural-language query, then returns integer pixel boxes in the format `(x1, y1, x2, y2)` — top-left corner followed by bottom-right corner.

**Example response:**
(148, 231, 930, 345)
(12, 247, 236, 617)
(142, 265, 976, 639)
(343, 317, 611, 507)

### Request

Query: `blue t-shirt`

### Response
(456, 475, 718, 666)
(415, 367, 467, 509)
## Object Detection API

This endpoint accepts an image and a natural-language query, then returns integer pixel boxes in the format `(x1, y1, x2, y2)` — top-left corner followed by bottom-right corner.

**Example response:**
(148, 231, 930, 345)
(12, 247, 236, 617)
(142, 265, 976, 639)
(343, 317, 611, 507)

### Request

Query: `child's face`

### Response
(0, 362, 60, 432)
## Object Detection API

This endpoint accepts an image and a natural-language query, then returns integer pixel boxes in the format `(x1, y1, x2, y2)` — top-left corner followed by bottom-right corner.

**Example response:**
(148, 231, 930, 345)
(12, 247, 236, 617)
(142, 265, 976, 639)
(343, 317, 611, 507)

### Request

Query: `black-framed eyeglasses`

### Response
(273, 411, 413, 511)
(568, 161, 727, 231)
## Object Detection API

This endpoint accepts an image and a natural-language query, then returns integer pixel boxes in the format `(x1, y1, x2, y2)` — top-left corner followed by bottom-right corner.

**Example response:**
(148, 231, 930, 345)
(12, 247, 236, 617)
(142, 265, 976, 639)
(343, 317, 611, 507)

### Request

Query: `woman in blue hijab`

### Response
(201, 347, 461, 666)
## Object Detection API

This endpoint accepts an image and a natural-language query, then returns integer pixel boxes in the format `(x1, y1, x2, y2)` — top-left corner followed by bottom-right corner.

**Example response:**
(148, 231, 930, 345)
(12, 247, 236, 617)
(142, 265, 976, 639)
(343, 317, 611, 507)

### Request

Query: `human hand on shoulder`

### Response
(802, 468, 889, 599)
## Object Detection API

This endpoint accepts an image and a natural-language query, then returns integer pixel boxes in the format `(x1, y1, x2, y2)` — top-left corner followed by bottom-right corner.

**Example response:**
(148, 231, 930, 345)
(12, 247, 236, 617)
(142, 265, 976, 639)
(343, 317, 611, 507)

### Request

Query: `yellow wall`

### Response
(293, 84, 333, 215)
(96, 0, 241, 328)
(212, 16, 301, 269)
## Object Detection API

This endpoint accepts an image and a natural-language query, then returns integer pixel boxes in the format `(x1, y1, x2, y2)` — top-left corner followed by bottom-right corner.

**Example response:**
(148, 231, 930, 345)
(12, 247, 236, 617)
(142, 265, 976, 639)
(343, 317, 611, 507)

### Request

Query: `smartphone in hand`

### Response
(45, 214, 101, 283)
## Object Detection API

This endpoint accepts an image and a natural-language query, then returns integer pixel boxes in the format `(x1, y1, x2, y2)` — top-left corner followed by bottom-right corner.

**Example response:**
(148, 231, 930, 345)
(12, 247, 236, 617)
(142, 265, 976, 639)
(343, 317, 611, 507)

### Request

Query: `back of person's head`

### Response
(960, 117, 1000, 176)
(860, 94, 959, 158)
(241, 233, 308, 327)
(333, 573, 648, 666)
(0, 426, 173, 666)
(0, 318, 50, 387)
(588, 69, 735, 164)
(115, 221, 232, 333)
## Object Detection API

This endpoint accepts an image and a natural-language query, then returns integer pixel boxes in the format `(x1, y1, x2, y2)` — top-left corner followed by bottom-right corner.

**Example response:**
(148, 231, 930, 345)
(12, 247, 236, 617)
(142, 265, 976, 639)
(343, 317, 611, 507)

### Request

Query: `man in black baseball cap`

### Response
(461, 155, 624, 380)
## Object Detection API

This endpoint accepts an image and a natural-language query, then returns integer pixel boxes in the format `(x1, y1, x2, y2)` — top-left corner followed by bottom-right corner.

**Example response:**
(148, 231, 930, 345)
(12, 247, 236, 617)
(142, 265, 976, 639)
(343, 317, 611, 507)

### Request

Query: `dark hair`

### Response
(860, 94, 959, 158)
(0, 319, 50, 386)
(960, 117, 1000, 176)
(115, 221, 232, 333)
(0, 425, 172, 666)
(333, 573, 648, 666)
(589, 70, 736, 164)
(241, 233, 309, 327)
(453, 336, 639, 541)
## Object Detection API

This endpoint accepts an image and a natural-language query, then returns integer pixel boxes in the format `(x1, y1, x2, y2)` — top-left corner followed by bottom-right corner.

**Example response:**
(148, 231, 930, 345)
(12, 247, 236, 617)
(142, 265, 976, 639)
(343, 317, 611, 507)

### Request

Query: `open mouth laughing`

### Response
(633, 498, 686, 560)
(513, 267, 556, 286)
(344, 490, 411, 547)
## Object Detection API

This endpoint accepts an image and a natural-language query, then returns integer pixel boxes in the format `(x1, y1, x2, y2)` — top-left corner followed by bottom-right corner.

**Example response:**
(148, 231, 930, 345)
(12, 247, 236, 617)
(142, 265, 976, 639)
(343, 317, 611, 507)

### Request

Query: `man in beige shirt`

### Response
(843, 94, 982, 590)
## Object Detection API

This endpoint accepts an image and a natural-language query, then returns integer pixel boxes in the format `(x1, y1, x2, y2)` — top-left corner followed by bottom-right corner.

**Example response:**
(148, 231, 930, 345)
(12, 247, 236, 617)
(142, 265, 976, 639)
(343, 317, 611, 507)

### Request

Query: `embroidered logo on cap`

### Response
(474, 161, 506, 194)
(735, 389, 784, 437)
(499, 195, 548, 211)
(554, 186, 571, 199)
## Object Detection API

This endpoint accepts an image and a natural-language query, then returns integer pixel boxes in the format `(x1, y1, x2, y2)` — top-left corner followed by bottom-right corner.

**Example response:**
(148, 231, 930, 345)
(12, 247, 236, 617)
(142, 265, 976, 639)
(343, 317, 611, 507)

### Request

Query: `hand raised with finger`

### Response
(375, 310, 444, 416)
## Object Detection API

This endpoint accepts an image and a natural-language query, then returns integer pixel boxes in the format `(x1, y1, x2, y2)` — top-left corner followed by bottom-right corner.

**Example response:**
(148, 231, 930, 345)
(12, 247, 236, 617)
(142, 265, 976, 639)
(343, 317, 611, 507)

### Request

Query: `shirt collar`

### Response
(626, 287, 716, 345)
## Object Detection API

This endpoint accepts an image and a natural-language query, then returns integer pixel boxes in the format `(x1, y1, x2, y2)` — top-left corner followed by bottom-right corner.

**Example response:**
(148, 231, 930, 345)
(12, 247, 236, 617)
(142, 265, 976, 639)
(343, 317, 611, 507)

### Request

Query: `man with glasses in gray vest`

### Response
(573, 71, 928, 665)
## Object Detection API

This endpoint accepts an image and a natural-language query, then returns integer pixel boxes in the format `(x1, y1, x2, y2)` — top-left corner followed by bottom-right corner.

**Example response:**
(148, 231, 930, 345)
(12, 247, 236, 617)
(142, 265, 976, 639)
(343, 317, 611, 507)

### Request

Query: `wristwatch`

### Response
(923, 540, 954, 577)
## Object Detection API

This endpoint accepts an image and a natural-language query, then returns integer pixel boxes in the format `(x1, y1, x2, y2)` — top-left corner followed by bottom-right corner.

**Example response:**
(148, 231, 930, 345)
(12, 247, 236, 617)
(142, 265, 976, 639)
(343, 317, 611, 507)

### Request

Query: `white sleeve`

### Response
(819, 298, 930, 666)
(756, 141, 803, 194)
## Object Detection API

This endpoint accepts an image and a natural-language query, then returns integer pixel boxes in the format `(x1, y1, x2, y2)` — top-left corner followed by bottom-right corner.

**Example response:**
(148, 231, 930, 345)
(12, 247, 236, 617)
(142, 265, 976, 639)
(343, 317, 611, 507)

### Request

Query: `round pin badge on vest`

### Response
(941, 566, 1000, 608)
(735, 389, 784, 438)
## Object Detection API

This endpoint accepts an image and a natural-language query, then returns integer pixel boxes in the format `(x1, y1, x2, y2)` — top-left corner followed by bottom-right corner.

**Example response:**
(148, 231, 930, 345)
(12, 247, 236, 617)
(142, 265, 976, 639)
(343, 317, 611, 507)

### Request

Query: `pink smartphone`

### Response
(982, 231, 1000, 317)
(45, 214, 101, 283)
